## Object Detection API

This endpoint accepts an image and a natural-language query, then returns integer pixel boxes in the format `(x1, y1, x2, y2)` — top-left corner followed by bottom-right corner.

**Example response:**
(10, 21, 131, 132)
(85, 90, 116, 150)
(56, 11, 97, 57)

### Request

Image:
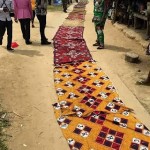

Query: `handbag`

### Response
(9, 0, 14, 17)
(9, 12, 14, 17)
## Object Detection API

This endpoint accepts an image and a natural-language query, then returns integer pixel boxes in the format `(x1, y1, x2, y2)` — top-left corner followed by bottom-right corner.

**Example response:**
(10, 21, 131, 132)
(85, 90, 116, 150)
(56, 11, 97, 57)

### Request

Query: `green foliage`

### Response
(0, 141, 8, 150)
(0, 107, 10, 150)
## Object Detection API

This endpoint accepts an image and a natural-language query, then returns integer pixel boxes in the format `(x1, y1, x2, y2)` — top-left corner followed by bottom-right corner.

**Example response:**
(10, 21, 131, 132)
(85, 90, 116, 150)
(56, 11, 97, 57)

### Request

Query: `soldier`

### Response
(92, 0, 112, 49)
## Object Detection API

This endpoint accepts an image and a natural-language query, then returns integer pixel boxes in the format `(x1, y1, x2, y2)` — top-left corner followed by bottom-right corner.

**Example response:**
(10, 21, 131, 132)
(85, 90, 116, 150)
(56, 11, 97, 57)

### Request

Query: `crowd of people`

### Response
(0, 0, 51, 52)
(0, 0, 80, 52)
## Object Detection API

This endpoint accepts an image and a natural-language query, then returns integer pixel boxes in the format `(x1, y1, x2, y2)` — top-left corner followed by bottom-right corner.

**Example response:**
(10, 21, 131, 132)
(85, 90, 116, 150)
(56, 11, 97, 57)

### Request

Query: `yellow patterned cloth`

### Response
(53, 61, 150, 150)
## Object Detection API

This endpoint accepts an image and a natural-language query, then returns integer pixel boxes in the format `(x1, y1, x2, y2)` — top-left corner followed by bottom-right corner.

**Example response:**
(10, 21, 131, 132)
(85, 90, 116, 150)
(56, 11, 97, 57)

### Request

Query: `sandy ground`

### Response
(113, 23, 149, 48)
(0, 1, 150, 150)
(84, 2, 150, 115)
(0, 7, 71, 150)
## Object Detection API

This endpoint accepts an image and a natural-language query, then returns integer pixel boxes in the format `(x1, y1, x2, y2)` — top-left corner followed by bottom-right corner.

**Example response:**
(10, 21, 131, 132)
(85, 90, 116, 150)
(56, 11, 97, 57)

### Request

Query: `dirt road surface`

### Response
(0, 1, 150, 150)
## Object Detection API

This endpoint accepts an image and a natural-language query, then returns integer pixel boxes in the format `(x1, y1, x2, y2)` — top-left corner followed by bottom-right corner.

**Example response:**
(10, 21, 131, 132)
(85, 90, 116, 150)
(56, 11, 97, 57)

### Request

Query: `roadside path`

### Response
(0, 1, 150, 150)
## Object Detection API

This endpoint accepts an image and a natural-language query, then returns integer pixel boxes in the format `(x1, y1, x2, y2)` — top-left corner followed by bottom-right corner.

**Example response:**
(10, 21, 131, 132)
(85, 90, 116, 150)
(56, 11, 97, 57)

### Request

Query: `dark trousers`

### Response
(37, 15, 47, 41)
(0, 20, 12, 48)
(68, 0, 72, 4)
(48, 0, 51, 5)
(62, 0, 67, 11)
(32, 10, 35, 24)
(19, 18, 30, 42)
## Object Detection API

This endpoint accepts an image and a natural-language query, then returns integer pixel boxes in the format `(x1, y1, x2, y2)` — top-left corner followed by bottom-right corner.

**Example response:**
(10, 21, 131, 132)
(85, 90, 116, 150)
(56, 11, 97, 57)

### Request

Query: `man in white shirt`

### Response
(0, 0, 14, 51)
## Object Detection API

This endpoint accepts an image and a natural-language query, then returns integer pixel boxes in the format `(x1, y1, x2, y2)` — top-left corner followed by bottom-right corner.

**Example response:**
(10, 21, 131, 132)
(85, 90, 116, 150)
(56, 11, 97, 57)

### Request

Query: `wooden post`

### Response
(147, 71, 150, 82)
(134, 14, 137, 29)
(112, 0, 119, 23)
(147, 2, 150, 36)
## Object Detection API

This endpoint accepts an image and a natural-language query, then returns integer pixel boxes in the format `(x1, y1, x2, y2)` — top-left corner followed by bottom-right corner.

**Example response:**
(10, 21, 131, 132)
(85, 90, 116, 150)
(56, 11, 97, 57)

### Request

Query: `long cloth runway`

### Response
(52, 2, 150, 150)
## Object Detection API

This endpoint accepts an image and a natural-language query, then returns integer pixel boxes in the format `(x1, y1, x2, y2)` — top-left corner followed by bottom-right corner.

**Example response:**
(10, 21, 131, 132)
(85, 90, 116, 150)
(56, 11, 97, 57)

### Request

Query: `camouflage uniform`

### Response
(93, 0, 110, 48)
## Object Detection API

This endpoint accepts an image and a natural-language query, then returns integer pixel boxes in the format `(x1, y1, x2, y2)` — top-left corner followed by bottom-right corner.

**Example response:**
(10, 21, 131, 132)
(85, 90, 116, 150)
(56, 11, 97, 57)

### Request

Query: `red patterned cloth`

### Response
(53, 26, 84, 40)
(54, 39, 93, 65)
(66, 13, 85, 20)
(74, 3, 86, 8)
(53, 39, 87, 50)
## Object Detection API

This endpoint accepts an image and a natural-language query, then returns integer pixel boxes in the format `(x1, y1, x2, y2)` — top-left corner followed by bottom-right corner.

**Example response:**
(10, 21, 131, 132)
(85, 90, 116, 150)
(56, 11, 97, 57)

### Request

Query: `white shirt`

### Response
(0, 0, 14, 21)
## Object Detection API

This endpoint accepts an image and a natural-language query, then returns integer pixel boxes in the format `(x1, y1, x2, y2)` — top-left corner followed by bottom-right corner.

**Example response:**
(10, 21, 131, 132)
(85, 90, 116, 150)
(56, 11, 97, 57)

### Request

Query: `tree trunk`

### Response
(136, 71, 150, 85)
(112, 0, 119, 23)
(147, 71, 150, 82)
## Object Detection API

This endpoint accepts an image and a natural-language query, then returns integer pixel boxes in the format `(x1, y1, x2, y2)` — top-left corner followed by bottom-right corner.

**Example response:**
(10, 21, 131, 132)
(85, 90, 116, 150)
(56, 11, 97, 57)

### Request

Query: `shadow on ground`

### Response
(105, 44, 132, 52)
(14, 49, 43, 57)
(31, 42, 54, 47)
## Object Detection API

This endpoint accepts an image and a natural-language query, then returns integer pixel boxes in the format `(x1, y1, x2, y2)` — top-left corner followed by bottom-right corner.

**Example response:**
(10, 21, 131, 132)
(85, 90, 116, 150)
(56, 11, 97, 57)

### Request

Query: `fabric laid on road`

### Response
(53, 26, 84, 40)
(53, 39, 92, 65)
(66, 13, 85, 20)
(52, 1, 150, 150)
(53, 61, 150, 150)
(62, 19, 84, 27)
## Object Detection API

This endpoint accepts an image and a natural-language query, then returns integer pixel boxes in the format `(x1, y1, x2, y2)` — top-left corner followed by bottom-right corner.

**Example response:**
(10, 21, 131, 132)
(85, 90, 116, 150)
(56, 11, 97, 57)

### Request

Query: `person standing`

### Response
(35, 0, 51, 45)
(48, 0, 51, 5)
(62, 0, 68, 13)
(0, 0, 14, 51)
(31, 0, 36, 28)
(14, 0, 33, 45)
(92, 0, 111, 49)
(68, 0, 72, 5)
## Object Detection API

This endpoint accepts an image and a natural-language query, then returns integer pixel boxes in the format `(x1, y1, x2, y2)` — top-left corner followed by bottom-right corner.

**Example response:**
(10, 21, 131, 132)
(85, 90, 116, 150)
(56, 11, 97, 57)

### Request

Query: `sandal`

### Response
(97, 45, 104, 49)
(93, 43, 99, 46)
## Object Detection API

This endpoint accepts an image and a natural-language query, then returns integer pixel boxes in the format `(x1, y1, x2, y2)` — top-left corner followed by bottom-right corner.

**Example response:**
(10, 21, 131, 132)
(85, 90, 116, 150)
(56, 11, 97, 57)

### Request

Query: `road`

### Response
(0, 1, 150, 150)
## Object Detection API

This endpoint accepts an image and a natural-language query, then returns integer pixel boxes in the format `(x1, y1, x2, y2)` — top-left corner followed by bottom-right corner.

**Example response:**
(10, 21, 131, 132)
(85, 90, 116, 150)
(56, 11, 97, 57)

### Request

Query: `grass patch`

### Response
(47, 5, 63, 12)
(0, 106, 10, 150)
